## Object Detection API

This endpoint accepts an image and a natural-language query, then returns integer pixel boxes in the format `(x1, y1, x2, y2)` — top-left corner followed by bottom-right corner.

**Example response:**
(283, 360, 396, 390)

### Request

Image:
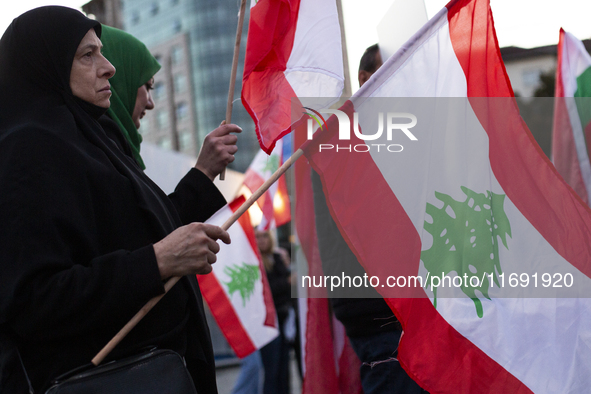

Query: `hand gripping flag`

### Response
(198, 196, 278, 357)
(552, 29, 591, 204)
(243, 138, 291, 230)
(241, 0, 344, 154)
(298, 0, 591, 392)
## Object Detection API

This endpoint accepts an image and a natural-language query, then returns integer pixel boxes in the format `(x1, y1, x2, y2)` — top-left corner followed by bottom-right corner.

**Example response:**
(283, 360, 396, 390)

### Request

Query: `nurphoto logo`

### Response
(304, 107, 418, 153)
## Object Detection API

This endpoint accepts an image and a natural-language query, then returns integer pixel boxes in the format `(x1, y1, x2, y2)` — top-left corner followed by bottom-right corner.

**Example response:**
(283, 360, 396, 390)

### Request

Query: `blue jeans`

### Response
(349, 330, 424, 394)
(231, 351, 264, 394)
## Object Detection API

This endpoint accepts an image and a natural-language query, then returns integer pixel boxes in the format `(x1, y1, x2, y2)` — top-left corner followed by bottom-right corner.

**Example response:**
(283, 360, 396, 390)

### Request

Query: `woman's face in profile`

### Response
(132, 78, 155, 129)
(70, 28, 116, 108)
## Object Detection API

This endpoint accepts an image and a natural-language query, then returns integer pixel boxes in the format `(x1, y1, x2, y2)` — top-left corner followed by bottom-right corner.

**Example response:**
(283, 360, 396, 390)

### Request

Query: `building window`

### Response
(156, 111, 169, 128)
(130, 11, 140, 25)
(171, 46, 183, 66)
(173, 19, 182, 34)
(158, 137, 172, 150)
(153, 81, 165, 100)
(179, 130, 193, 151)
(149, 3, 159, 16)
(176, 102, 188, 120)
(173, 74, 186, 93)
(522, 69, 541, 88)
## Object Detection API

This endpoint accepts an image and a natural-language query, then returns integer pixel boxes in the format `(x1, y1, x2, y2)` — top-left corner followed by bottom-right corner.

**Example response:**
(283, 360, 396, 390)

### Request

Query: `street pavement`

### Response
(215, 352, 302, 394)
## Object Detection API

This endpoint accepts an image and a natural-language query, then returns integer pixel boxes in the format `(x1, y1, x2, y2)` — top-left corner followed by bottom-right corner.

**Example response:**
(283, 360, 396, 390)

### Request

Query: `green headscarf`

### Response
(101, 25, 161, 169)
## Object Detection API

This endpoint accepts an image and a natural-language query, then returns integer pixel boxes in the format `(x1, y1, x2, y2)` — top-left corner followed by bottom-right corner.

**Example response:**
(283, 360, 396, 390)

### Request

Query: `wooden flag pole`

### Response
(92, 147, 305, 366)
(220, 0, 248, 181)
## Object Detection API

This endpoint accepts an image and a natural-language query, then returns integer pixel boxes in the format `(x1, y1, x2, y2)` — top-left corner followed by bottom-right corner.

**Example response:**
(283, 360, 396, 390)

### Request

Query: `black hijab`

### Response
(0, 6, 179, 240)
(0, 7, 99, 119)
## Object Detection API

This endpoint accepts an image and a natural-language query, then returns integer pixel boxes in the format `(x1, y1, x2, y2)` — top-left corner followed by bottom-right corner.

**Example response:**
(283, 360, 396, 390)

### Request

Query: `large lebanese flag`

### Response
(300, 0, 591, 392)
(241, 0, 344, 154)
(198, 197, 278, 358)
(552, 29, 591, 205)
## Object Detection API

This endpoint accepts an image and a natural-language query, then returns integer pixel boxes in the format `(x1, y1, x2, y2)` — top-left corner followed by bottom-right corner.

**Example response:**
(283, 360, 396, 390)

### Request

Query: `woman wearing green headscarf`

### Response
(96, 25, 242, 394)
(99, 25, 240, 177)
(100, 25, 159, 169)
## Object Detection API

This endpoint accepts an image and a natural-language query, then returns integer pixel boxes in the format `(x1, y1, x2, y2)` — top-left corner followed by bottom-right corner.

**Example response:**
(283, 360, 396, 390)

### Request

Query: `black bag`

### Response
(11, 277, 198, 393)
(44, 348, 197, 394)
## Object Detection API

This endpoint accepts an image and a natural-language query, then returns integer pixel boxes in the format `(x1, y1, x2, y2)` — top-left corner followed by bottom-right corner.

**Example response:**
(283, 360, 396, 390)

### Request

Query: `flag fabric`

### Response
(291, 180, 362, 394)
(243, 138, 291, 230)
(197, 196, 278, 358)
(552, 28, 591, 204)
(241, 0, 344, 154)
(299, 0, 591, 392)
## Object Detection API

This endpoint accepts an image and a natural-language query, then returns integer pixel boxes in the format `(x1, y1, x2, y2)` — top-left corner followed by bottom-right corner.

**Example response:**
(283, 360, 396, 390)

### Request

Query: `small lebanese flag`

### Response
(198, 196, 278, 357)
(300, 0, 591, 392)
(552, 28, 591, 204)
(241, 0, 344, 154)
(243, 138, 291, 230)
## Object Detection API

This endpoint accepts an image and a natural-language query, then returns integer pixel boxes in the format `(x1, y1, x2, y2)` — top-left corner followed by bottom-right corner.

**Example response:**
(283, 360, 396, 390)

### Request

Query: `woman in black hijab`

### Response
(0, 7, 229, 393)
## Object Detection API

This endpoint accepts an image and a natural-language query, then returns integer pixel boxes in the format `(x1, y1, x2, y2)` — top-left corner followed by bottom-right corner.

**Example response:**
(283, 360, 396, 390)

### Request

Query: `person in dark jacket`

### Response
(0, 7, 236, 393)
(256, 230, 292, 394)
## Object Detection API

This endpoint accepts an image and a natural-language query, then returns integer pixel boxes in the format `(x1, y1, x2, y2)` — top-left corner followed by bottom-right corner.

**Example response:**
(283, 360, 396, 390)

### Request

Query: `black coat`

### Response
(0, 7, 225, 393)
(0, 122, 225, 392)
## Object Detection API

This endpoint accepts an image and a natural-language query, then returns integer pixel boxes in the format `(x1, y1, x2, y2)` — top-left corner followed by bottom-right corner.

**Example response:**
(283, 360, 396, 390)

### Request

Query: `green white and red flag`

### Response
(241, 0, 344, 154)
(552, 28, 591, 204)
(298, 0, 591, 392)
(197, 196, 278, 358)
(243, 138, 291, 230)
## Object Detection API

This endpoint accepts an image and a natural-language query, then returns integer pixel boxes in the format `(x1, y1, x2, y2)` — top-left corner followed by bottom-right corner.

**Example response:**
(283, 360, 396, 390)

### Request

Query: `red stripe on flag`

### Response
(242, 0, 302, 154)
(556, 29, 567, 99)
(338, 336, 363, 394)
(198, 268, 256, 358)
(386, 297, 532, 393)
(294, 116, 355, 393)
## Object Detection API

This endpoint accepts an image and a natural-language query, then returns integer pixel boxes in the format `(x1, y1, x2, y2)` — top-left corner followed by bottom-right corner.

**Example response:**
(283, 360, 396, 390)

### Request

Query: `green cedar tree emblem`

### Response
(421, 186, 511, 318)
(261, 154, 280, 174)
(224, 263, 260, 307)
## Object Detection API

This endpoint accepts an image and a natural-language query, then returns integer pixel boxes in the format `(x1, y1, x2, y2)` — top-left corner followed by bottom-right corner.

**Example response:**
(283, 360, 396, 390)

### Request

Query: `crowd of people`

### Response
(0, 5, 422, 394)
